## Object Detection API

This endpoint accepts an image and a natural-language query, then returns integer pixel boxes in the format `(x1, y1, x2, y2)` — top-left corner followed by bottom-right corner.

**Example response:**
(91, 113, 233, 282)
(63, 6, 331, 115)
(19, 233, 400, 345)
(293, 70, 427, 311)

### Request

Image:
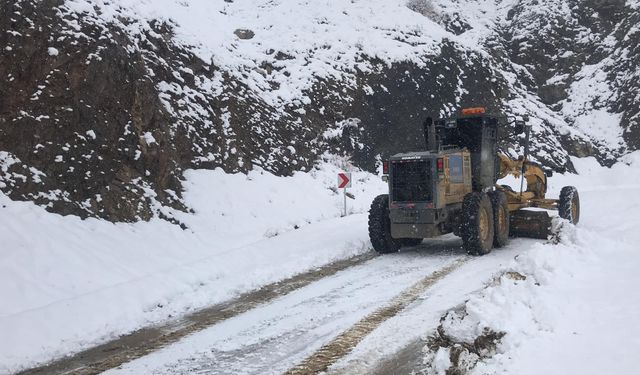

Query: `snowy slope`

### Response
(0, 160, 386, 373)
(3, 0, 638, 220)
(62, 0, 449, 106)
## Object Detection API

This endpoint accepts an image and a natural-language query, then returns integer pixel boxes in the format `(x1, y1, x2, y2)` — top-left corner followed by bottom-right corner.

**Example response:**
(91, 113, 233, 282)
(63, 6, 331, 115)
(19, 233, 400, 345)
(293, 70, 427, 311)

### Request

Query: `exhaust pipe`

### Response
(423, 117, 437, 152)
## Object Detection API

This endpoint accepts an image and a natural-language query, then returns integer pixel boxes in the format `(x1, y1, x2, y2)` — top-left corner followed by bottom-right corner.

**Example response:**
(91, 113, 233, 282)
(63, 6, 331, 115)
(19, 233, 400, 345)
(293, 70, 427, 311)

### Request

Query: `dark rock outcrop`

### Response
(1, 0, 638, 222)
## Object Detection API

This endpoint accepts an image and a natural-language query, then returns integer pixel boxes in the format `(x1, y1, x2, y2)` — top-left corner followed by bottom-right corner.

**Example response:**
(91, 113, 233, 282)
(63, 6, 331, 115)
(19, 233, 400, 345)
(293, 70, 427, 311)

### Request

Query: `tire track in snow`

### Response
(284, 257, 470, 375)
(17, 252, 377, 375)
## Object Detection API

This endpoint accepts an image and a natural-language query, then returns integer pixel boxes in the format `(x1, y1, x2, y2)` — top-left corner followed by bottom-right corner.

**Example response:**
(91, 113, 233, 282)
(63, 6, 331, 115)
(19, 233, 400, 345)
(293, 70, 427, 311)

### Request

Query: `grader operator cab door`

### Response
(433, 116, 498, 192)
(442, 153, 472, 204)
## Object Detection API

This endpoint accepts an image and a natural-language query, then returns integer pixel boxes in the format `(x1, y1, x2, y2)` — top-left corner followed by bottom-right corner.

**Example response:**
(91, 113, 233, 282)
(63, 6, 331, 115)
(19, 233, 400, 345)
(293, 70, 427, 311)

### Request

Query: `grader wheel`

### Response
(461, 192, 494, 255)
(559, 186, 580, 224)
(368, 194, 401, 254)
(488, 191, 510, 248)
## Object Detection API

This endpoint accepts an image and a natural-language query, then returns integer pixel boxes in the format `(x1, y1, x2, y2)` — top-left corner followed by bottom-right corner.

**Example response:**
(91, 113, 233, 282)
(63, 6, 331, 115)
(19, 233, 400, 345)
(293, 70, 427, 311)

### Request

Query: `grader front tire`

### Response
(461, 192, 495, 255)
(559, 186, 580, 224)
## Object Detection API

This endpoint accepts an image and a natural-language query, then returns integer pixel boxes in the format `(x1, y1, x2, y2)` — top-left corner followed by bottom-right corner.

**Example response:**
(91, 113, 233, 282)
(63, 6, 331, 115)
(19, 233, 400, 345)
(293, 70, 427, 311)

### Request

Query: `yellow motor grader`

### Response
(368, 107, 580, 255)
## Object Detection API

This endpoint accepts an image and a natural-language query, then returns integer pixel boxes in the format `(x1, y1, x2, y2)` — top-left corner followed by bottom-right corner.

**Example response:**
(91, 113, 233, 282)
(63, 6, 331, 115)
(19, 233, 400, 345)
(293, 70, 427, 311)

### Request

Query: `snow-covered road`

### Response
(97, 237, 536, 375)
(337, 160, 640, 375)
(100, 155, 640, 374)
(6, 154, 640, 375)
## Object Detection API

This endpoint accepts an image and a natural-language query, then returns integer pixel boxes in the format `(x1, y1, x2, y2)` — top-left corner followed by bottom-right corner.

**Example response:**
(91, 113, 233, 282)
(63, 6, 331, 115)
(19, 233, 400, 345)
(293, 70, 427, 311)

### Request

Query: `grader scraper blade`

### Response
(509, 210, 553, 239)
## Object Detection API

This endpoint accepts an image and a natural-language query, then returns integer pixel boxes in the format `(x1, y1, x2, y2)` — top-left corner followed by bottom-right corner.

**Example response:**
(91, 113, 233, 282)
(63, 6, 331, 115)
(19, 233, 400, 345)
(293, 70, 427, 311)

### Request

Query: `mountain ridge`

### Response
(1, 0, 637, 221)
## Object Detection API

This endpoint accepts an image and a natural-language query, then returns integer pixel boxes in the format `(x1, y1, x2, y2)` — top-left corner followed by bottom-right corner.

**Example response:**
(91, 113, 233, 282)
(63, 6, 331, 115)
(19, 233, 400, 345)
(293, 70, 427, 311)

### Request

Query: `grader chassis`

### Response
(368, 107, 580, 255)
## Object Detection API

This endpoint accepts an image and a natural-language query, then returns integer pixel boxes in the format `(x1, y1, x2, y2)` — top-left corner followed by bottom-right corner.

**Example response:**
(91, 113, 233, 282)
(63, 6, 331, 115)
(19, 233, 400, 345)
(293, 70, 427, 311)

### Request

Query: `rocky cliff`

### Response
(1, 0, 638, 221)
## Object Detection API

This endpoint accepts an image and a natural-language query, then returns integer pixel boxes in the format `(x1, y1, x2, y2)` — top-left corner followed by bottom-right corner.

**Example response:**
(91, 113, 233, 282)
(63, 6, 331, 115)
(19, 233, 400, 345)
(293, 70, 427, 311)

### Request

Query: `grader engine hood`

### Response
(386, 154, 441, 238)
(389, 156, 433, 204)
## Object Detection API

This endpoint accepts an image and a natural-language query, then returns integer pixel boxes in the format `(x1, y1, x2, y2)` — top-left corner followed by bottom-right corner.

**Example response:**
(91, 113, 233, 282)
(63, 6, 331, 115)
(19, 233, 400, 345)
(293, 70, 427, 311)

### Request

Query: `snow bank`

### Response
(0, 160, 385, 373)
(424, 151, 640, 374)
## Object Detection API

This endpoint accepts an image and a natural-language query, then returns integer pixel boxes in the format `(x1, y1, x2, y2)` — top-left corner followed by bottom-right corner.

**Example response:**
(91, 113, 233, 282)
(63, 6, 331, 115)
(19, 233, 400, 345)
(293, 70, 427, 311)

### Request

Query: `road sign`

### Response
(338, 172, 351, 217)
(338, 172, 351, 189)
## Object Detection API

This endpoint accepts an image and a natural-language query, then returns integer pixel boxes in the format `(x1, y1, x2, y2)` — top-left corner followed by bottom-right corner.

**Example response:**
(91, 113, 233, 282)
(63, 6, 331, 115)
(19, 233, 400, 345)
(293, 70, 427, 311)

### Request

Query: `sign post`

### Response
(337, 172, 351, 217)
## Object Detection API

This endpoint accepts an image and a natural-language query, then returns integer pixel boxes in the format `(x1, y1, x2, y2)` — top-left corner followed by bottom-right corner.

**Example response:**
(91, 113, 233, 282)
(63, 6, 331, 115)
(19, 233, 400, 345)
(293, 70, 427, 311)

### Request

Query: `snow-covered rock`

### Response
(0, 0, 637, 220)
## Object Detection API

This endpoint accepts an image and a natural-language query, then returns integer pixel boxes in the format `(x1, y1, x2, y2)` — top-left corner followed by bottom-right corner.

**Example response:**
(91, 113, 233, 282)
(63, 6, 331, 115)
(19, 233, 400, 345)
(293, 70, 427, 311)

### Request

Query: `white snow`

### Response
(463, 153, 640, 375)
(141, 131, 157, 145)
(3, 151, 640, 374)
(326, 153, 640, 375)
(62, 0, 451, 107)
(573, 109, 624, 147)
(0, 161, 385, 373)
(47, 47, 59, 56)
(104, 252, 463, 375)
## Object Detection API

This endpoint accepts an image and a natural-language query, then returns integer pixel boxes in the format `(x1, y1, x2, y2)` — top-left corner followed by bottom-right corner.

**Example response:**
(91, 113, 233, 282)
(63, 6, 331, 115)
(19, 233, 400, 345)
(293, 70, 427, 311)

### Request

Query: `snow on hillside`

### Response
(63, 0, 449, 107)
(0, 160, 386, 374)
(60, 0, 637, 173)
(4, 0, 636, 220)
(62, 0, 631, 149)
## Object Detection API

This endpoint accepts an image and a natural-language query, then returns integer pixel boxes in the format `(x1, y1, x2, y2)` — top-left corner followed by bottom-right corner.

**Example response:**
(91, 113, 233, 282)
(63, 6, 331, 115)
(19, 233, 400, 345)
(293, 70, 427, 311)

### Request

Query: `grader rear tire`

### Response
(488, 191, 510, 248)
(461, 192, 495, 255)
(368, 194, 401, 254)
(559, 186, 580, 224)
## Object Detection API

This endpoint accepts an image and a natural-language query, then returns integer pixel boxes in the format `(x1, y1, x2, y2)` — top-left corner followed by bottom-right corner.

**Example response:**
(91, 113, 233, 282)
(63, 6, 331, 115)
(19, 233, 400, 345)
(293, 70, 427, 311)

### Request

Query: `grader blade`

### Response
(509, 210, 553, 239)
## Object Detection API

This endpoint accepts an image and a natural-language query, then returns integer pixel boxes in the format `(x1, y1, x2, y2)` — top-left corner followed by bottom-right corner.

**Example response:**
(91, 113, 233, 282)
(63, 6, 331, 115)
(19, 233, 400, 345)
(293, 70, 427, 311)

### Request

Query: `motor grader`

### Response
(368, 107, 580, 255)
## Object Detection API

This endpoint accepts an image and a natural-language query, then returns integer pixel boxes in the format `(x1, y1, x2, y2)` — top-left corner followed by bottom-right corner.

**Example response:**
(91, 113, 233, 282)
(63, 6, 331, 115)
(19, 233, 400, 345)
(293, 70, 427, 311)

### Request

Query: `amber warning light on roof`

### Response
(461, 107, 486, 115)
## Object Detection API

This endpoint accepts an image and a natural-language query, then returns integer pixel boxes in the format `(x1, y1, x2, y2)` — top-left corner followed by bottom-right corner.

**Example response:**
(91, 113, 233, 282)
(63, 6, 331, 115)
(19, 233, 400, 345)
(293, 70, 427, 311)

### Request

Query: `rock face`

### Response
(492, 0, 639, 160)
(1, 0, 322, 221)
(0, 0, 638, 222)
(1, 0, 187, 221)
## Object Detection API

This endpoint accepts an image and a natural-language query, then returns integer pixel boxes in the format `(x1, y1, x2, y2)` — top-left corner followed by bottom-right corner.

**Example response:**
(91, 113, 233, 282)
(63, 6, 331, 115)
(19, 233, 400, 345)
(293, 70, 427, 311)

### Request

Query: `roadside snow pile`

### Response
(0, 160, 385, 374)
(422, 220, 577, 374)
(422, 152, 640, 375)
